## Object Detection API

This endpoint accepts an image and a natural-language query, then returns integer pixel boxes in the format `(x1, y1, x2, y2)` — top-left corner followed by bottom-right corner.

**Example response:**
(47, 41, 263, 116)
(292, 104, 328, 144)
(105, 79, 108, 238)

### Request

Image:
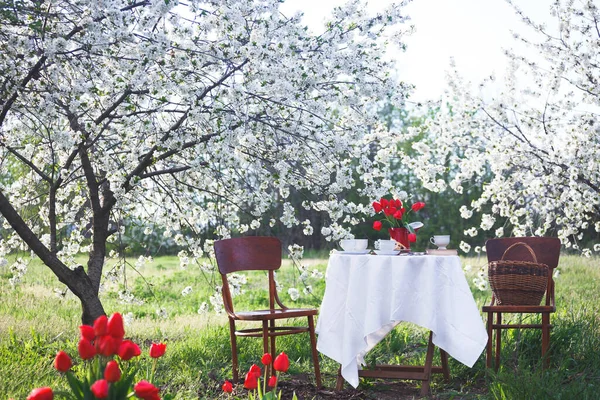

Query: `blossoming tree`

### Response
(0, 0, 412, 322)
(403, 0, 600, 254)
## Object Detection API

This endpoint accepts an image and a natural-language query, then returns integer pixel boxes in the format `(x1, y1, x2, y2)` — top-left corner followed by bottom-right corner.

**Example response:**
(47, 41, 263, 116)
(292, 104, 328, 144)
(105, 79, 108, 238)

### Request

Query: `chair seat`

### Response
(482, 305, 555, 313)
(234, 307, 318, 321)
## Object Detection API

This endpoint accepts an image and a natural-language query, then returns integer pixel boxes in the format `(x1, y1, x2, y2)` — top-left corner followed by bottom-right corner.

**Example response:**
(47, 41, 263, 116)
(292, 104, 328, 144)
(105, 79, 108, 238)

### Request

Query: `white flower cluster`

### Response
(472, 268, 489, 292)
(119, 290, 144, 305)
(156, 307, 168, 319)
(404, 1, 600, 250)
(0, 0, 414, 304)
(181, 286, 193, 296)
(287, 244, 304, 260)
(8, 258, 28, 287)
(287, 288, 300, 301)
(228, 273, 247, 297)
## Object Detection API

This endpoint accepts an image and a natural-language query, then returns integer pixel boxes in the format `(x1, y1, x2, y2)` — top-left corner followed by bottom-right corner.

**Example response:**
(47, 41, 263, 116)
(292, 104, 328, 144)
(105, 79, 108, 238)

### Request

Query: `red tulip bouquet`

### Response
(27, 312, 166, 400)
(222, 352, 297, 400)
(371, 197, 425, 247)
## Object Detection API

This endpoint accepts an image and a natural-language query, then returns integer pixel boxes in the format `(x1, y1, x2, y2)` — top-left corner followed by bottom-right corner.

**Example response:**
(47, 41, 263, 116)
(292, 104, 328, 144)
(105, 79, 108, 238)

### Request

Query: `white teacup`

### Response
(430, 235, 450, 250)
(377, 239, 397, 251)
(340, 239, 368, 251)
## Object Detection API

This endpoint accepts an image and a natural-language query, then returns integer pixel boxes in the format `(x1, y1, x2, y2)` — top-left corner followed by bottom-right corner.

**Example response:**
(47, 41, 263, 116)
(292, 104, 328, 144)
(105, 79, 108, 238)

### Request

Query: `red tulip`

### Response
(393, 210, 403, 219)
(243, 371, 258, 390)
(96, 334, 120, 357)
(118, 340, 141, 361)
(408, 233, 417, 243)
(380, 198, 389, 208)
(261, 353, 272, 365)
(93, 315, 108, 337)
(373, 221, 382, 231)
(411, 202, 425, 212)
(107, 313, 125, 339)
(104, 360, 121, 382)
(27, 387, 53, 400)
(53, 351, 72, 372)
(394, 199, 403, 208)
(133, 380, 160, 399)
(77, 338, 96, 360)
(249, 364, 261, 378)
(90, 379, 109, 399)
(372, 201, 382, 213)
(268, 375, 277, 387)
(79, 325, 95, 341)
(222, 380, 233, 393)
(149, 342, 167, 358)
(273, 352, 290, 372)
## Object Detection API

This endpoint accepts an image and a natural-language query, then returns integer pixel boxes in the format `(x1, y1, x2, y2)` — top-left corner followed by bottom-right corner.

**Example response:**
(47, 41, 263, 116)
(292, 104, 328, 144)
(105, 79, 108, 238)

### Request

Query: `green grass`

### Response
(1, 254, 599, 399)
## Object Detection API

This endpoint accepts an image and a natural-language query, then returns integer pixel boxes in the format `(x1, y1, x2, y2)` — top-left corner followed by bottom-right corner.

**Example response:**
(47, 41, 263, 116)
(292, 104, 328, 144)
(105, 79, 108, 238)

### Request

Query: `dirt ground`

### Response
(274, 373, 480, 400)
(206, 370, 485, 399)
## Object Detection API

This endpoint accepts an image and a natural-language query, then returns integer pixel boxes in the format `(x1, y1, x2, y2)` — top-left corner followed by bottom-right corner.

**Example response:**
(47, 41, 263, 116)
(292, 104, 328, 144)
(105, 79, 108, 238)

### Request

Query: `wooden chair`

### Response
(483, 237, 561, 370)
(214, 236, 322, 388)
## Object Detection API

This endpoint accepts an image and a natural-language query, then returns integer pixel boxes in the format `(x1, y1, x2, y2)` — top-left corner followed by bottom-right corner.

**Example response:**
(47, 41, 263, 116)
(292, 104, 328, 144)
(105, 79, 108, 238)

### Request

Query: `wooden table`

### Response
(315, 252, 488, 396)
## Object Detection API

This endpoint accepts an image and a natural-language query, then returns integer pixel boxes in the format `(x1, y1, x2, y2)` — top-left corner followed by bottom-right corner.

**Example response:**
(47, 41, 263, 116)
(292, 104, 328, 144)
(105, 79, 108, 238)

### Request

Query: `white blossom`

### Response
(288, 288, 300, 301)
(460, 241, 472, 253)
(198, 302, 209, 314)
(181, 286, 193, 296)
(156, 307, 168, 319)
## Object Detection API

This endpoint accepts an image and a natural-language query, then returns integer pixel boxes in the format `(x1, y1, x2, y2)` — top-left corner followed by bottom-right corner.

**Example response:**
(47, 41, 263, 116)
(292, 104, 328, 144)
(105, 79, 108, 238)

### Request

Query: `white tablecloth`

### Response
(315, 253, 488, 388)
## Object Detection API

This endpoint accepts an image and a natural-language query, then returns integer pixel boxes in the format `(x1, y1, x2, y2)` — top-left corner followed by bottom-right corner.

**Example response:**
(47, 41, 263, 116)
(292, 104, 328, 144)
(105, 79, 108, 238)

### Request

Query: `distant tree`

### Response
(0, 0, 412, 322)
(407, 0, 600, 254)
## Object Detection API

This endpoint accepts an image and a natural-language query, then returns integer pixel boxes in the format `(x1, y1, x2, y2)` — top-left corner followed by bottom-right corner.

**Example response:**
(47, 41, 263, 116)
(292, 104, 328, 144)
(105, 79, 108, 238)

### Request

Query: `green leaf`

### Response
(113, 366, 138, 398)
(65, 371, 85, 400)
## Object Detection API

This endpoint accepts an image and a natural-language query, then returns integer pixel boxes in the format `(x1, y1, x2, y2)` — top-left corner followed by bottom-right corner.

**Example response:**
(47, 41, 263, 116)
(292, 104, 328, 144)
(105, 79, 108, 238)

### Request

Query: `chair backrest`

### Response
(485, 237, 560, 269)
(486, 237, 561, 306)
(214, 236, 282, 274)
(214, 236, 283, 314)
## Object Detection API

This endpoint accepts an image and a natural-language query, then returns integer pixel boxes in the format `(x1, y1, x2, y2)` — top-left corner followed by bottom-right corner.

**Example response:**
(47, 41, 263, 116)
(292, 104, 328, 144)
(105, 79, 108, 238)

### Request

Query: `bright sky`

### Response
(281, 0, 555, 102)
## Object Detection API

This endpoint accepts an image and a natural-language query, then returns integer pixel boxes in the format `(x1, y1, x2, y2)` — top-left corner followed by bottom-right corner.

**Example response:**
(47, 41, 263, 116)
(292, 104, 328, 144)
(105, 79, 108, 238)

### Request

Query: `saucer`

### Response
(373, 250, 401, 256)
(338, 250, 370, 255)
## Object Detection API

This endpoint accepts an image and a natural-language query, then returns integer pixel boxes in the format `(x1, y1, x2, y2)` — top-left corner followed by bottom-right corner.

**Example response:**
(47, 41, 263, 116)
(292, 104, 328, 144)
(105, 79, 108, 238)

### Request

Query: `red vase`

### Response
(389, 227, 410, 250)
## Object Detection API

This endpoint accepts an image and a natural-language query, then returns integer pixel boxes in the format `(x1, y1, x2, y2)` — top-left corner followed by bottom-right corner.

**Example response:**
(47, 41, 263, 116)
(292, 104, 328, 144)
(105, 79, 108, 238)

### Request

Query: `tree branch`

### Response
(94, 88, 150, 125)
(122, 60, 249, 191)
(139, 165, 193, 179)
(0, 56, 47, 127)
(0, 188, 75, 286)
(1, 144, 52, 183)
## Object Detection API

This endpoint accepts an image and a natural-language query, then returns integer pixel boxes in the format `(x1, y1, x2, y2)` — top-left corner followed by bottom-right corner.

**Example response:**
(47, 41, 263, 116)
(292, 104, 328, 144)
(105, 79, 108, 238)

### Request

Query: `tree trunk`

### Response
(80, 289, 106, 325)
(70, 265, 106, 325)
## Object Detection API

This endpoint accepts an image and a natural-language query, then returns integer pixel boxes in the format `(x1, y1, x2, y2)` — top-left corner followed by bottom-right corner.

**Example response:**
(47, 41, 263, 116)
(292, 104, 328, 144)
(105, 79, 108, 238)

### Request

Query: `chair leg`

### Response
(269, 319, 276, 377)
(486, 311, 493, 369)
(308, 315, 322, 389)
(495, 312, 502, 371)
(262, 320, 269, 355)
(229, 319, 239, 382)
(542, 313, 550, 369)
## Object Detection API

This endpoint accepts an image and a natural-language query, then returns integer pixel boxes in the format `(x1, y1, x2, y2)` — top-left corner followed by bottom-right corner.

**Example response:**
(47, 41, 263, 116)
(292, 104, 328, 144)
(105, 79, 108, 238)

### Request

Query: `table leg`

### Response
(440, 349, 450, 382)
(337, 331, 449, 395)
(335, 365, 344, 391)
(420, 331, 435, 397)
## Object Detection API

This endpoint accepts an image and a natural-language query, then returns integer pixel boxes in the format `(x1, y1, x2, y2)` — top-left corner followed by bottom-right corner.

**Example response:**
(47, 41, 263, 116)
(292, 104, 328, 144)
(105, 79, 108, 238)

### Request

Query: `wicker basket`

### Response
(488, 242, 549, 306)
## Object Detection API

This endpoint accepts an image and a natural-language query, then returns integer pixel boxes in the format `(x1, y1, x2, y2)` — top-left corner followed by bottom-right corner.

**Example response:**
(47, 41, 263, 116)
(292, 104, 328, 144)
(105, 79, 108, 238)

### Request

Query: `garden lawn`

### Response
(1, 253, 599, 399)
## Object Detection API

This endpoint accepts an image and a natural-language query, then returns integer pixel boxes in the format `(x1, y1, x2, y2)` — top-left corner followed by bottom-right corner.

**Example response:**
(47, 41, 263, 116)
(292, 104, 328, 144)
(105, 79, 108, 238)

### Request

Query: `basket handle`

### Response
(500, 242, 538, 263)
